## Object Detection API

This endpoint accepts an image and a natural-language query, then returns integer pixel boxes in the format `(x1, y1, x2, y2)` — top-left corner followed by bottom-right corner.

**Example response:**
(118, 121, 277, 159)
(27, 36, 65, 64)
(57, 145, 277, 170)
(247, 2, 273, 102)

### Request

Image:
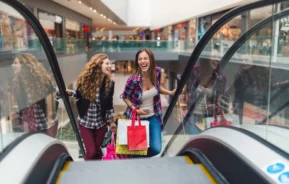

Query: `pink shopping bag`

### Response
(102, 133, 117, 161)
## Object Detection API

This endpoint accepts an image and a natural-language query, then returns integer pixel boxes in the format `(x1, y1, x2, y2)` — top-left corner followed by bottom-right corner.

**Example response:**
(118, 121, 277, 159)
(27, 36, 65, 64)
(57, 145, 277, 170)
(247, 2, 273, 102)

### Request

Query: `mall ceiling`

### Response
(52, 0, 142, 31)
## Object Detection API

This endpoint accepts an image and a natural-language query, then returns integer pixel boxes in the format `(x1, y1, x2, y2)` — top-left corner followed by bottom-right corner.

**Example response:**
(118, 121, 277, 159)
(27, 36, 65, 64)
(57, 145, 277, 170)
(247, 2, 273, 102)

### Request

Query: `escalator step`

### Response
(67, 156, 189, 171)
(59, 164, 211, 184)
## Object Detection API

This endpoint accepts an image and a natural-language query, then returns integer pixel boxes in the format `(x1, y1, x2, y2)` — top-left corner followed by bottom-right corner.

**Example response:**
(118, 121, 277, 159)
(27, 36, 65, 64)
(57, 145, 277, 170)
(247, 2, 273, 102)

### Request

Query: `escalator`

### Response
(1, 0, 289, 184)
(56, 156, 216, 184)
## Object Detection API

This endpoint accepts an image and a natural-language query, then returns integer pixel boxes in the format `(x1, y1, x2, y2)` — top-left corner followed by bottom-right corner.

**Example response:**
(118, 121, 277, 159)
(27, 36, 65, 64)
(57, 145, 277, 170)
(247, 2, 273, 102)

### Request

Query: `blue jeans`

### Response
(141, 115, 162, 157)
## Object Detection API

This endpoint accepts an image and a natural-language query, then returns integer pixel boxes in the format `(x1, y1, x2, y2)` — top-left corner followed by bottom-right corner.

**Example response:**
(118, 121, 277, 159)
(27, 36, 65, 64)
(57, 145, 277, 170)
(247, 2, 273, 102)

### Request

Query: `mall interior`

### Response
(1, 0, 289, 183)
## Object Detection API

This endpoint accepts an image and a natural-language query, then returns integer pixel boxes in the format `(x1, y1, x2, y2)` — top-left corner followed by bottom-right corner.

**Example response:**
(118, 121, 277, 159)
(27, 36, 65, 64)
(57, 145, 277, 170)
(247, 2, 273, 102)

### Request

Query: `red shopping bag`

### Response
(211, 104, 232, 127)
(127, 109, 147, 151)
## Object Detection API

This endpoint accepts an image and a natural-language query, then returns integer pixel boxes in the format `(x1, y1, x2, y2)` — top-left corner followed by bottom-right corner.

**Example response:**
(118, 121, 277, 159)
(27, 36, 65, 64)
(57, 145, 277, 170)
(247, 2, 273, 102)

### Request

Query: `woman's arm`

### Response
(123, 98, 149, 115)
(45, 93, 54, 123)
(160, 86, 176, 96)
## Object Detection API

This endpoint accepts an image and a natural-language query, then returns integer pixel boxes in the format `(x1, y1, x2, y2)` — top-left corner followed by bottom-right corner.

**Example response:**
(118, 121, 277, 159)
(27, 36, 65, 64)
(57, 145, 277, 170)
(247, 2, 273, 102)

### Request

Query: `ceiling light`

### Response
(78, 1, 81, 4)
(100, 14, 103, 17)
(93, 9, 97, 13)
(90, 7, 92, 10)
(103, 15, 106, 18)
(113, 22, 116, 25)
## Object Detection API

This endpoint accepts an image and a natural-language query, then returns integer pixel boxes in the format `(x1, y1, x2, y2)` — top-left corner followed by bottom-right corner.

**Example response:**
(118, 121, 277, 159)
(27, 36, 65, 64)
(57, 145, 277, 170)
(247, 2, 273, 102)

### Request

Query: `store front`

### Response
(187, 19, 197, 51)
(38, 11, 63, 40)
(65, 18, 80, 40)
(0, 5, 28, 51)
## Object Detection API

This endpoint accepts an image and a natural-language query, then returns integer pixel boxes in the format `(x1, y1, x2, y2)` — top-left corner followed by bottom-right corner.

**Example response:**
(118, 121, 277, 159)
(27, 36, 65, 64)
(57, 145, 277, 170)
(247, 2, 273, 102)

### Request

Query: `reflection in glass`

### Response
(11, 53, 58, 137)
(184, 49, 227, 132)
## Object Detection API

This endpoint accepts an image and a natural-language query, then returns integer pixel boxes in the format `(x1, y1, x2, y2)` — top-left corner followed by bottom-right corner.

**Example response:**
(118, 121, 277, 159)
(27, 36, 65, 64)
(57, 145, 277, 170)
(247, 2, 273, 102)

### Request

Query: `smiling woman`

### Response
(57, 54, 116, 160)
(121, 48, 176, 157)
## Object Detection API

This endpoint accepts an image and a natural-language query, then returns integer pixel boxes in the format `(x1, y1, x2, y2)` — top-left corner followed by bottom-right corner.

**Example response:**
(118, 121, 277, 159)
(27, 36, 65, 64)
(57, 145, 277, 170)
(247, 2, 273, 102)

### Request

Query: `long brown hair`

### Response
(133, 48, 157, 85)
(77, 54, 111, 102)
(13, 53, 55, 102)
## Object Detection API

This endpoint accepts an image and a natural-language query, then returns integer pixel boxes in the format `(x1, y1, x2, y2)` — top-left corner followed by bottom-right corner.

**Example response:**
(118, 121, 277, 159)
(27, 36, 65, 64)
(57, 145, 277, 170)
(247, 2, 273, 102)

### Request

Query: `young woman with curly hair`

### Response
(64, 54, 115, 160)
(12, 53, 58, 137)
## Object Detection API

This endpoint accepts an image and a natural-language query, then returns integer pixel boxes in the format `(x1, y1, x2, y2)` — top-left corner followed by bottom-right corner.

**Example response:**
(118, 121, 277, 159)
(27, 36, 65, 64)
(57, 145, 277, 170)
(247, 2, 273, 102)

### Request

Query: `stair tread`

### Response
(68, 156, 189, 171)
(59, 164, 211, 184)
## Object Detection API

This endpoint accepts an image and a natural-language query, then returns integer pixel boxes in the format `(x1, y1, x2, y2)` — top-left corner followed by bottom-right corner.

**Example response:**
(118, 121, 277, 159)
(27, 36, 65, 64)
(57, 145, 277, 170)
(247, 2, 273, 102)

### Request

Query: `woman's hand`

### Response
(56, 89, 73, 96)
(109, 122, 117, 132)
(137, 109, 150, 115)
(65, 89, 73, 96)
(169, 89, 176, 96)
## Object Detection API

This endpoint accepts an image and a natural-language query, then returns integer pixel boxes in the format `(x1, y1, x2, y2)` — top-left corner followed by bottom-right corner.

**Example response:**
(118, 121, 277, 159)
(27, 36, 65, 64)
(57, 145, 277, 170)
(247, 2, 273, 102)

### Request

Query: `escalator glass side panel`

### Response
(163, 2, 289, 157)
(0, 1, 80, 155)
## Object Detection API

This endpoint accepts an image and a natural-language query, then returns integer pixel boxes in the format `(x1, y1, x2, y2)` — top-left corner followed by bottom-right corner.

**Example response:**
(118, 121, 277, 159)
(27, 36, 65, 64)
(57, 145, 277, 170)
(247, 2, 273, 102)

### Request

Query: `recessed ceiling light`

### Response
(90, 7, 92, 10)
(94, 9, 97, 13)
(78, 1, 81, 4)
(103, 15, 106, 18)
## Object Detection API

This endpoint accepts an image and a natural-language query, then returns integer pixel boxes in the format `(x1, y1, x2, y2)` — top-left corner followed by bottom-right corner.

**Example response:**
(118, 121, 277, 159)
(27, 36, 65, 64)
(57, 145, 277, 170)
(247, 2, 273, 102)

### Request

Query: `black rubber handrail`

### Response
(216, 8, 289, 124)
(1, 0, 85, 156)
(163, 0, 287, 126)
(162, 0, 287, 156)
(219, 9, 289, 72)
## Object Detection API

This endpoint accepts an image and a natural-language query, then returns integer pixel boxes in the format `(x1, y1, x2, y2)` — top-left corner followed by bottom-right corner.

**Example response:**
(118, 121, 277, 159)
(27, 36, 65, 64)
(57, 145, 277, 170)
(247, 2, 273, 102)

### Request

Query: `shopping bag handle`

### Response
(213, 104, 226, 122)
(131, 108, 141, 127)
(111, 132, 115, 146)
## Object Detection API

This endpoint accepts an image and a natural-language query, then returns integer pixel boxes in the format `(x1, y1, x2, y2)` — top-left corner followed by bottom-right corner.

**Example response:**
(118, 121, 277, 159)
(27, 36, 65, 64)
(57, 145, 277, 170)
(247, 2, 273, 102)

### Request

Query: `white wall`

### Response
(102, 0, 151, 27)
(127, 0, 151, 27)
(150, 0, 253, 30)
(101, 0, 128, 23)
(102, 0, 253, 29)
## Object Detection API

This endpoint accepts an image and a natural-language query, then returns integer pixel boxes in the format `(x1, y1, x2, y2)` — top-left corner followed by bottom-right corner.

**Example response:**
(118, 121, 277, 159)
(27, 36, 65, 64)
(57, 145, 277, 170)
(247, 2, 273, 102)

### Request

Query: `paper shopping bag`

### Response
(127, 110, 147, 151)
(116, 137, 147, 155)
(117, 120, 149, 146)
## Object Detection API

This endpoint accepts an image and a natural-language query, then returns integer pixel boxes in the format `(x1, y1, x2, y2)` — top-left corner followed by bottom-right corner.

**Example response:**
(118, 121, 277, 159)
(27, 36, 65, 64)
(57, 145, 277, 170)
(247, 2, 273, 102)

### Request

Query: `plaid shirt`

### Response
(21, 103, 57, 131)
(186, 65, 227, 108)
(72, 91, 114, 129)
(121, 66, 163, 125)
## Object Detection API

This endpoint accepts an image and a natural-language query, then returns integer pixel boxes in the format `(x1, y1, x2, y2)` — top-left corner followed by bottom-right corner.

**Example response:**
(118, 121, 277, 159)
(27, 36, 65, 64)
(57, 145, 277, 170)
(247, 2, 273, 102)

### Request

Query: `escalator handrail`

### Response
(219, 8, 289, 102)
(163, 0, 287, 126)
(0, 132, 42, 161)
(215, 8, 289, 125)
(179, 148, 229, 184)
(220, 126, 289, 160)
(1, 0, 85, 156)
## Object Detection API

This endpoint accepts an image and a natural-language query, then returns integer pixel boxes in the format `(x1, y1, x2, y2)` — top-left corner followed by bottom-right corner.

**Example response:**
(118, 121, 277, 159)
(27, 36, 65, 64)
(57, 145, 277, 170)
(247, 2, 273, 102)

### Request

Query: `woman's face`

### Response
(209, 50, 220, 70)
(12, 58, 22, 74)
(209, 56, 219, 70)
(241, 58, 253, 70)
(101, 58, 112, 76)
(138, 51, 150, 73)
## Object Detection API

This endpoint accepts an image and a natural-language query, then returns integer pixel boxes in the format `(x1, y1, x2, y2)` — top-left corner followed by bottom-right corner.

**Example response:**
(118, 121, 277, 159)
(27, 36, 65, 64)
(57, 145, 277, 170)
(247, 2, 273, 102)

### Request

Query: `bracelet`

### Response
(129, 104, 134, 109)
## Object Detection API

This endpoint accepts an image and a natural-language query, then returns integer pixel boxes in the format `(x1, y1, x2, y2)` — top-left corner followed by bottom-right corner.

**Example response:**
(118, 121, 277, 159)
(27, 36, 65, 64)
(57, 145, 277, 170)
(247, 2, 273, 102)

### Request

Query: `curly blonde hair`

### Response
(77, 54, 111, 102)
(13, 53, 55, 102)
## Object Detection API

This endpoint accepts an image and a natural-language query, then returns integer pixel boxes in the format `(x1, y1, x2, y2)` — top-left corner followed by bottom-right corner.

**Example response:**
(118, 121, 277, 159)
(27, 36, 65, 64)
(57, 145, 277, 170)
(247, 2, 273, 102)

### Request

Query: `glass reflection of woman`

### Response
(12, 53, 58, 137)
(233, 57, 289, 124)
(184, 49, 227, 131)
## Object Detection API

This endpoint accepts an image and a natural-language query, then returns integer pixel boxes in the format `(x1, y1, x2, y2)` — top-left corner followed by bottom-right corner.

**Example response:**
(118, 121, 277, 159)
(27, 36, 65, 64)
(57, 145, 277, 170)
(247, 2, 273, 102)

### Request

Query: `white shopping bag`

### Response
(117, 119, 150, 147)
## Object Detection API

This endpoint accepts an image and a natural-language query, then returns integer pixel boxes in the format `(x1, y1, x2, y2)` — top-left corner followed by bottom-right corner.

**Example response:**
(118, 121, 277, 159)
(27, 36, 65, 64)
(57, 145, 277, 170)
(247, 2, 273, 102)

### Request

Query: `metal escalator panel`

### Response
(57, 157, 215, 184)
